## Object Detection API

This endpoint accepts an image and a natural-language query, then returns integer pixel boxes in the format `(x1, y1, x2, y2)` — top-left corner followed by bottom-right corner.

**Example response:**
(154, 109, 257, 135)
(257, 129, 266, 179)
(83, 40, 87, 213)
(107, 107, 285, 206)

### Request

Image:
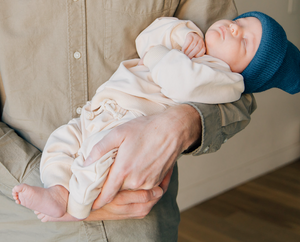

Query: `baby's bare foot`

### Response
(12, 184, 68, 218)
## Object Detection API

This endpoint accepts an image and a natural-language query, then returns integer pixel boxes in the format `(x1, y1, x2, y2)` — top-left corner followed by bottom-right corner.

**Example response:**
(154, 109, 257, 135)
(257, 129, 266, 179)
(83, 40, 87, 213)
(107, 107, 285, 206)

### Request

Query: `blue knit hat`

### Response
(234, 11, 300, 94)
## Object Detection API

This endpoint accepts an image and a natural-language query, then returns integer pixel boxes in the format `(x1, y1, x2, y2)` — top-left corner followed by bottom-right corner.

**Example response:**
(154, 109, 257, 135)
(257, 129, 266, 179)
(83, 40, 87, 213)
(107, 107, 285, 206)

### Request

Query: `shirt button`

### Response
(74, 51, 81, 59)
(203, 146, 209, 153)
(76, 107, 82, 115)
(223, 138, 228, 143)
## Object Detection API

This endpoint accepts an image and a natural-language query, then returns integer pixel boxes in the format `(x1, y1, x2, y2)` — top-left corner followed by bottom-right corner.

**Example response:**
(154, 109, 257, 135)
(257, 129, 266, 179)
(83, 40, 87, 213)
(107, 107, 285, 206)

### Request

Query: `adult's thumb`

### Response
(84, 132, 118, 166)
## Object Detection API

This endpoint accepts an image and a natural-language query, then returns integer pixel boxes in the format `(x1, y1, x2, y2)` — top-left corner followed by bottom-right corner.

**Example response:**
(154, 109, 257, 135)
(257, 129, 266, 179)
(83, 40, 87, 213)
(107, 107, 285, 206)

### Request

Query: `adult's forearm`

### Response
(184, 93, 257, 155)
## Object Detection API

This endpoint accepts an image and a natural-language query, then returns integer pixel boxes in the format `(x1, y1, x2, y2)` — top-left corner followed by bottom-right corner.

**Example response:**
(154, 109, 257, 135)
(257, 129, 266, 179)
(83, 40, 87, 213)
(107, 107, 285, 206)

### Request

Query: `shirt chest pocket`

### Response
(104, 0, 179, 63)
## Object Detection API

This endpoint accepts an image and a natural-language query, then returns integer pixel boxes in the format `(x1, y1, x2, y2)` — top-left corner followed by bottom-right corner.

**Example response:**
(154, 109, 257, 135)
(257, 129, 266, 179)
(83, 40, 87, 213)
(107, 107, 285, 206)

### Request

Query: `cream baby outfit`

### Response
(40, 17, 244, 219)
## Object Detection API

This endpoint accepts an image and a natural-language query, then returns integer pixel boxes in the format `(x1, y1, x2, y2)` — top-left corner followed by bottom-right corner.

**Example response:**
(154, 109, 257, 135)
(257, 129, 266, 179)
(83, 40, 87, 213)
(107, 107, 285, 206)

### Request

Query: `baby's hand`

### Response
(182, 32, 206, 59)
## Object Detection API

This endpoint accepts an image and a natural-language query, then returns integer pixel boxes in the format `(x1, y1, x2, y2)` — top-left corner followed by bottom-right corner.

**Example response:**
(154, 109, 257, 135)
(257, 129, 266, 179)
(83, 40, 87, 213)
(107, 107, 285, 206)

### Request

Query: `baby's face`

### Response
(205, 17, 262, 73)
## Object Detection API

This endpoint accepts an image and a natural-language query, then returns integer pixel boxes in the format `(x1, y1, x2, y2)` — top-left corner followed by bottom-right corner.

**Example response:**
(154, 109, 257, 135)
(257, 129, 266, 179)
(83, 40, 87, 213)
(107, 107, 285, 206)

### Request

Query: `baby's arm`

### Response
(143, 46, 244, 104)
(136, 17, 204, 58)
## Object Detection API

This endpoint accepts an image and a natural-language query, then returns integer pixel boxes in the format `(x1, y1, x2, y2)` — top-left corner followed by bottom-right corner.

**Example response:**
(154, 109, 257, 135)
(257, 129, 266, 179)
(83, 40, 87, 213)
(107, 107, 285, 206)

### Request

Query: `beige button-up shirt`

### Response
(0, 1, 256, 241)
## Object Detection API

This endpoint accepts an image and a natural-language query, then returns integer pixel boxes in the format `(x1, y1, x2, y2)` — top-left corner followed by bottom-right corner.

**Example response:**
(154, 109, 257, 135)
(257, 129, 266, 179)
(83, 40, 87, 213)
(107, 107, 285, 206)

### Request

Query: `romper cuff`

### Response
(182, 102, 223, 156)
(67, 194, 93, 219)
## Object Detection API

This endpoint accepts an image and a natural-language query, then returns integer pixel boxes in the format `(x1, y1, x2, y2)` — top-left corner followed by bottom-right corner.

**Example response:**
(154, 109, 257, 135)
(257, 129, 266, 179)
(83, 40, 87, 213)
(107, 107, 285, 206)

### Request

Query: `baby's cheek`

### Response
(205, 31, 219, 49)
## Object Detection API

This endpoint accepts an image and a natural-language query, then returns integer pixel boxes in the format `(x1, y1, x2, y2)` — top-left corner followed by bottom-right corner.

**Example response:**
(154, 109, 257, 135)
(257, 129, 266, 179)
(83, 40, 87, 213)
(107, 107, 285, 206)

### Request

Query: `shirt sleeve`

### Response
(0, 122, 41, 199)
(183, 93, 257, 156)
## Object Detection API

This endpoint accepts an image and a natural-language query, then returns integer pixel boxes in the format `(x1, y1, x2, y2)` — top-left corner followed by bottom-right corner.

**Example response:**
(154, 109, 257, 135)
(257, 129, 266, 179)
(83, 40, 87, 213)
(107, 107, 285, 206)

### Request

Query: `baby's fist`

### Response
(182, 32, 206, 59)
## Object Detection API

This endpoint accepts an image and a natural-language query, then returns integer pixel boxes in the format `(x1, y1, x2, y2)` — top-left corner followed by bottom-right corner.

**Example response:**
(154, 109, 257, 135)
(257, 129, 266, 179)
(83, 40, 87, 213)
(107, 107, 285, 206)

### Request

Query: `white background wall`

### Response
(177, 0, 300, 211)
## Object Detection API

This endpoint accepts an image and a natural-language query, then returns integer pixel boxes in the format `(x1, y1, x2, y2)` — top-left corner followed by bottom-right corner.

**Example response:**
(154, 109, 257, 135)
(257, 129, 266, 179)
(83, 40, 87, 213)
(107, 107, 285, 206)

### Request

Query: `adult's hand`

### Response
(86, 167, 173, 221)
(36, 171, 172, 222)
(85, 104, 201, 209)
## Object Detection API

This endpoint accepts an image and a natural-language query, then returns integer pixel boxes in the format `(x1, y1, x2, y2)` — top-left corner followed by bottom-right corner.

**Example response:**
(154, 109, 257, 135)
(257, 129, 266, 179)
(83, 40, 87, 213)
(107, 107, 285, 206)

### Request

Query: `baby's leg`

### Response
(12, 184, 68, 218)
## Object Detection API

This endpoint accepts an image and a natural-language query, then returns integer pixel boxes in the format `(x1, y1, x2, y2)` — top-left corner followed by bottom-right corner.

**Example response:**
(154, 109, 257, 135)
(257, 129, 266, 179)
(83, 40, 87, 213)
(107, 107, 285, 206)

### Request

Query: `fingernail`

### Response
(152, 187, 163, 198)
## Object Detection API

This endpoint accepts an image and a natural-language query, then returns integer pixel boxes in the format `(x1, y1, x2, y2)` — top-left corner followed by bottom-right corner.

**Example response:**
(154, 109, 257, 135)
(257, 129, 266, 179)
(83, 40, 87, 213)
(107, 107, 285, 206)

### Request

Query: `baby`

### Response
(12, 11, 300, 222)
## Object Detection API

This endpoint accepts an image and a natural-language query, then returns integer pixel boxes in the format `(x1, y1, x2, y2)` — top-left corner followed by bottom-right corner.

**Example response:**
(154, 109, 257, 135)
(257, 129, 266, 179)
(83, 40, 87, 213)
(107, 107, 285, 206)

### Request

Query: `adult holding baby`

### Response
(0, 0, 255, 241)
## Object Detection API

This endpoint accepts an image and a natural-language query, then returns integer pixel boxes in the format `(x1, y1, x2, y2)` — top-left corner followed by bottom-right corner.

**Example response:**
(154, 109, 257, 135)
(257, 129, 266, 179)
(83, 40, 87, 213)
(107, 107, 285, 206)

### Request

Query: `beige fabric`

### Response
(42, 100, 137, 219)
(0, 1, 256, 241)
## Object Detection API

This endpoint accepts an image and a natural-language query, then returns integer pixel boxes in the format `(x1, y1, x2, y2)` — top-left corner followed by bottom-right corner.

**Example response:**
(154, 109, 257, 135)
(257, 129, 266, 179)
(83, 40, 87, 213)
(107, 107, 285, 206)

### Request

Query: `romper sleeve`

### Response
(135, 17, 203, 59)
(143, 46, 244, 104)
(184, 94, 256, 155)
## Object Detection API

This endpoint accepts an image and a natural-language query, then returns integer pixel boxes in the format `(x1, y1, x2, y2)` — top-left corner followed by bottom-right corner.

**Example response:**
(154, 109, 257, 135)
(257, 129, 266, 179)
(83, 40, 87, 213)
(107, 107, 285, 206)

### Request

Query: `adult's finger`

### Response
(84, 129, 121, 167)
(89, 188, 164, 220)
(92, 167, 125, 209)
(108, 186, 163, 206)
(88, 198, 159, 221)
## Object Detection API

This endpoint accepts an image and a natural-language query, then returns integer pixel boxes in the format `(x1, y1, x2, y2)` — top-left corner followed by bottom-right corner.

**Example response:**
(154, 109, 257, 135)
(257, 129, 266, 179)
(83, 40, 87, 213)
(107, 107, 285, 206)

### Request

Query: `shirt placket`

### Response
(67, 1, 108, 241)
(67, 0, 88, 118)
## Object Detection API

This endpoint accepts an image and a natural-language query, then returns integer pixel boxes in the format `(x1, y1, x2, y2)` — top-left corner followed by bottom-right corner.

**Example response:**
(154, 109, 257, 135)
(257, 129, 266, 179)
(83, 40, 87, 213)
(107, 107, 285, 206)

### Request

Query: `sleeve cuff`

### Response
(182, 102, 223, 156)
(67, 194, 92, 219)
(143, 45, 170, 71)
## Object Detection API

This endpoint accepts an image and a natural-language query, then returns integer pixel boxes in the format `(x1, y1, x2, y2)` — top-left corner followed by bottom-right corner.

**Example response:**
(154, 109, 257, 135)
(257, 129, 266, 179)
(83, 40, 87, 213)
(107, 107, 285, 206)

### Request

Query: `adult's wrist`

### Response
(164, 104, 202, 153)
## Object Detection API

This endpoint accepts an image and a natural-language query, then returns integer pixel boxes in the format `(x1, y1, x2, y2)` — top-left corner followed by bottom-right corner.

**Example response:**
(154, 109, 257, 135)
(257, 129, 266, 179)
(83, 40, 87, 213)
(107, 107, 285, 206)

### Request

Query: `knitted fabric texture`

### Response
(234, 11, 300, 94)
